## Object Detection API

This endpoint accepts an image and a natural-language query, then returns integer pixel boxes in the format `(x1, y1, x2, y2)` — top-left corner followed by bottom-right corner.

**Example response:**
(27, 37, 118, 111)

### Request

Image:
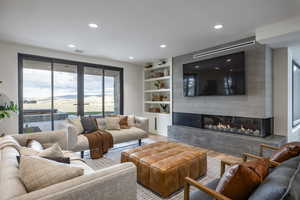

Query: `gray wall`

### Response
(172, 38, 272, 118)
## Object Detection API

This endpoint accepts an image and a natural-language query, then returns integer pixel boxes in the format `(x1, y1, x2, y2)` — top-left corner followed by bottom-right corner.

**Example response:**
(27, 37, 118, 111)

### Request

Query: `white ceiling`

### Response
(0, 0, 299, 64)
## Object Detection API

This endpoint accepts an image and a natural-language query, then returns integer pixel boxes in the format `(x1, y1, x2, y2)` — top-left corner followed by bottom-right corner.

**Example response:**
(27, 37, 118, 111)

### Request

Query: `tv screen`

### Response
(183, 52, 245, 96)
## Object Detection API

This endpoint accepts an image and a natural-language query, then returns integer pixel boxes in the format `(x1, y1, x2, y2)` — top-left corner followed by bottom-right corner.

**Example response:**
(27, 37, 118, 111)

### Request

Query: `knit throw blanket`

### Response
(83, 130, 113, 159)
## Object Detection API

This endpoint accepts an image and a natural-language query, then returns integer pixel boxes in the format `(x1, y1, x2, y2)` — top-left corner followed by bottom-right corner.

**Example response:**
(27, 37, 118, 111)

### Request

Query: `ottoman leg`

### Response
(81, 151, 84, 158)
(138, 139, 142, 146)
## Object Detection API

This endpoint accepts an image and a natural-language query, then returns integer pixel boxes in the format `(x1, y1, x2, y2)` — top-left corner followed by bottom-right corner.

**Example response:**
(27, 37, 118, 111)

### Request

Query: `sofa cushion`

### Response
(0, 146, 27, 200)
(19, 156, 84, 192)
(127, 115, 135, 127)
(107, 127, 147, 144)
(20, 143, 64, 158)
(190, 179, 220, 200)
(249, 155, 300, 200)
(270, 142, 300, 163)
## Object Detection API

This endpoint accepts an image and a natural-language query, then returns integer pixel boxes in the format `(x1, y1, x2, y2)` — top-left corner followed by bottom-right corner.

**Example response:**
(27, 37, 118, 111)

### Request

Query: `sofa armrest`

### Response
(12, 163, 137, 200)
(12, 130, 68, 150)
(135, 116, 149, 133)
(184, 177, 232, 200)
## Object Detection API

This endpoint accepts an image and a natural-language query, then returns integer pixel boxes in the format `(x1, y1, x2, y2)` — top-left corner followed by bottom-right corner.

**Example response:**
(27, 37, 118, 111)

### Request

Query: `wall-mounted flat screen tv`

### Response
(183, 52, 245, 96)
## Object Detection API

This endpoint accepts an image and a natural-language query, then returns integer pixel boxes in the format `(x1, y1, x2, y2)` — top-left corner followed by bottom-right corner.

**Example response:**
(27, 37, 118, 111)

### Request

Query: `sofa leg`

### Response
(81, 151, 84, 158)
(138, 139, 142, 146)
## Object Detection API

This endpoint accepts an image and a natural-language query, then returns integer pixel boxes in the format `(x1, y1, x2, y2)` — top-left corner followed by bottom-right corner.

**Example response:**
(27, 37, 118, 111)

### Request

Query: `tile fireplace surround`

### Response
(169, 112, 285, 156)
(173, 112, 272, 137)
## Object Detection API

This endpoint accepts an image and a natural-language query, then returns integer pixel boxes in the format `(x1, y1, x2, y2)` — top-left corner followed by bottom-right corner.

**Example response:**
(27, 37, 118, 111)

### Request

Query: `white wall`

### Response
(0, 41, 143, 134)
(273, 47, 299, 140)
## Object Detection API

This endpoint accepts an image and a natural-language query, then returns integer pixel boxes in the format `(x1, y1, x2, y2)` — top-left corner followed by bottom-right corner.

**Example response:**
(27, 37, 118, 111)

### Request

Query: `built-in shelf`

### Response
(144, 76, 170, 82)
(144, 64, 170, 71)
(145, 101, 170, 104)
(144, 89, 170, 93)
(144, 112, 170, 115)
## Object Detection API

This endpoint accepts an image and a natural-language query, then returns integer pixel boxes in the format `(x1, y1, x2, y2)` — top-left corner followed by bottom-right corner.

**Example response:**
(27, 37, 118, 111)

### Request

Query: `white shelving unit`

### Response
(143, 58, 172, 136)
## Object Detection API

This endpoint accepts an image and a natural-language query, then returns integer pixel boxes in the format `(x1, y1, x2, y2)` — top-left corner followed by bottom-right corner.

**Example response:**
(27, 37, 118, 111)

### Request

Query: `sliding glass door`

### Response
(19, 54, 123, 133)
(23, 60, 52, 132)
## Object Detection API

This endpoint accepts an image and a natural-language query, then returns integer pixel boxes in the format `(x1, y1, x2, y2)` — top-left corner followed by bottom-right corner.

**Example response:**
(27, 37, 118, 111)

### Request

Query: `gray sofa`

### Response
(64, 116, 149, 153)
(0, 132, 137, 200)
(187, 155, 300, 200)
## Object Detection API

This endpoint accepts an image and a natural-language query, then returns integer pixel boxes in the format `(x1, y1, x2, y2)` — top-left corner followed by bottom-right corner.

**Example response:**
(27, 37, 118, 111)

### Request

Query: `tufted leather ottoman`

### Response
(121, 141, 207, 197)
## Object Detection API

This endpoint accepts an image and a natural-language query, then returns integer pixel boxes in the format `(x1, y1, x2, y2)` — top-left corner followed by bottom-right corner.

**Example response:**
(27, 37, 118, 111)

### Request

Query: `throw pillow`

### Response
(20, 143, 64, 158)
(127, 115, 135, 127)
(119, 115, 129, 129)
(26, 139, 44, 151)
(95, 118, 106, 130)
(19, 156, 83, 192)
(17, 156, 70, 164)
(81, 116, 98, 133)
(270, 142, 300, 163)
(105, 117, 121, 130)
(216, 159, 269, 200)
(66, 117, 84, 135)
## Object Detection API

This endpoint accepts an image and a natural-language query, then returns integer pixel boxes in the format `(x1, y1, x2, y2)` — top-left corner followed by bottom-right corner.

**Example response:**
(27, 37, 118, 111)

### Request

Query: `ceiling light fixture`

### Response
(88, 23, 98, 28)
(129, 56, 134, 60)
(68, 44, 76, 48)
(214, 24, 223, 30)
(160, 44, 167, 48)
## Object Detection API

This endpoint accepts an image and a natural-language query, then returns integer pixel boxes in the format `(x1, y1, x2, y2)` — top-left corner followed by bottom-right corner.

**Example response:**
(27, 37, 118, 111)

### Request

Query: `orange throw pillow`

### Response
(216, 159, 269, 200)
(119, 116, 129, 129)
(270, 142, 300, 163)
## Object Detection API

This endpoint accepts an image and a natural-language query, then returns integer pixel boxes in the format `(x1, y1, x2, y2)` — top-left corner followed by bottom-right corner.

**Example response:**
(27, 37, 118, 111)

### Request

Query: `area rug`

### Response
(85, 151, 221, 200)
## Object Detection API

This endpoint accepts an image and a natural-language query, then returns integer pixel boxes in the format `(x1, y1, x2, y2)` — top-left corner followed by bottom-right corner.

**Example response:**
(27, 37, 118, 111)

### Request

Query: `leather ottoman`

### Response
(121, 141, 207, 197)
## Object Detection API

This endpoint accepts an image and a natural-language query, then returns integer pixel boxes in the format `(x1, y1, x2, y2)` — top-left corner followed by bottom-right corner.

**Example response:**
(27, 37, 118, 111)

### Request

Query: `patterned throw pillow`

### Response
(119, 116, 129, 129)
(19, 156, 83, 192)
(105, 117, 121, 130)
(66, 117, 84, 135)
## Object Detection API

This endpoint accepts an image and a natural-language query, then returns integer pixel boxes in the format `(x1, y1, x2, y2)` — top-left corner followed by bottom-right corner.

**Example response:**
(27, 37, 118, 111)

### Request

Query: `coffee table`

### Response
(121, 141, 207, 197)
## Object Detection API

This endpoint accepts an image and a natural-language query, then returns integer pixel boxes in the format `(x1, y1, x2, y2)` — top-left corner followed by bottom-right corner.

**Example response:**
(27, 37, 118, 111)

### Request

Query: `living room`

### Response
(1, 1, 300, 200)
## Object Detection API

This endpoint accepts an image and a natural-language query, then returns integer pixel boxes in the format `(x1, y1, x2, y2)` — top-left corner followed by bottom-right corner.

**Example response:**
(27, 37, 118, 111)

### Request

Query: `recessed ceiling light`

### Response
(160, 44, 167, 48)
(129, 56, 134, 60)
(68, 44, 76, 48)
(226, 59, 232, 62)
(88, 23, 98, 28)
(214, 24, 223, 30)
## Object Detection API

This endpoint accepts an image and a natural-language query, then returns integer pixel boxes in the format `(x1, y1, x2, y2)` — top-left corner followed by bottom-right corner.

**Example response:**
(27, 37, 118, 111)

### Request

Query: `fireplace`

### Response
(173, 112, 273, 137)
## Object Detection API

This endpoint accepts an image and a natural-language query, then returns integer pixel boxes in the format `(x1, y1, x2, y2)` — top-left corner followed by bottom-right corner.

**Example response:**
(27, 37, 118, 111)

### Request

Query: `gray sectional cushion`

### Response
(190, 179, 220, 200)
(249, 156, 300, 200)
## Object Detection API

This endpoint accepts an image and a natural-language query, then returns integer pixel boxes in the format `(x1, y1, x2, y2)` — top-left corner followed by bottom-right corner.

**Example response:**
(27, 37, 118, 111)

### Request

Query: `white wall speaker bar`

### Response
(193, 39, 256, 59)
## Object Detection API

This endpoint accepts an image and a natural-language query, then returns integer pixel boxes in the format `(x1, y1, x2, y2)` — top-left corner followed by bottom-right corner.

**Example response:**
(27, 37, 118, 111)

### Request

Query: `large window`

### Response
(293, 61, 300, 127)
(19, 54, 123, 133)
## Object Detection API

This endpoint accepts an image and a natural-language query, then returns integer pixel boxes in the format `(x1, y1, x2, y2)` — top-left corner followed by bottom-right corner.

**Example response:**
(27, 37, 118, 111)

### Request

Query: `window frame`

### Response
(18, 53, 124, 133)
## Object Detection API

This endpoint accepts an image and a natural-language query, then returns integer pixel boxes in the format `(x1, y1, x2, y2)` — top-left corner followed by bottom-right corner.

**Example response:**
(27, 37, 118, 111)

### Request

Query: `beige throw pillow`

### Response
(105, 117, 121, 130)
(95, 118, 106, 130)
(19, 156, 83, 192)
(20, 143, 64, 158)
(67, 117, 84, 135)
(127, 115, 135, 127)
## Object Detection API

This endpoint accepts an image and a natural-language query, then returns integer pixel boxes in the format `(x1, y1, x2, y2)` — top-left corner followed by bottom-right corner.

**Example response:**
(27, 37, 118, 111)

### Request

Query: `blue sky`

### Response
(23, 68, 115, 100)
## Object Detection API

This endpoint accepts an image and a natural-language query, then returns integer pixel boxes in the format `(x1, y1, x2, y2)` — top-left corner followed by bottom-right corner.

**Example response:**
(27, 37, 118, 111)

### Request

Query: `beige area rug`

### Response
(85, 145, 222, 200)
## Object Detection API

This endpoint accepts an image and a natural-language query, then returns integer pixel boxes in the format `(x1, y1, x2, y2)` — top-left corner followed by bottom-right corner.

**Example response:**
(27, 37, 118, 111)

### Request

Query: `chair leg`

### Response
(138, 139, 142, 146)
(81, 151, 84, 158)
(184, 181, 190, 200)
